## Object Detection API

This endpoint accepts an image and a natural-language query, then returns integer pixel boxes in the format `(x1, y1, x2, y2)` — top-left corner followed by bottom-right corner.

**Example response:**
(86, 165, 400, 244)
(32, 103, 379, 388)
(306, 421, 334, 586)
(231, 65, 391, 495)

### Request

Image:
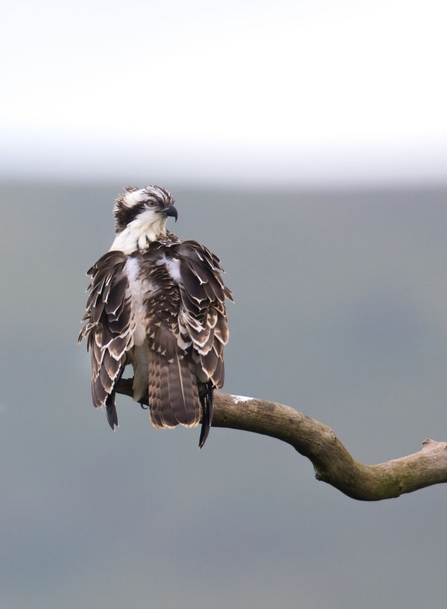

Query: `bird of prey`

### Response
(78, 185, 233, 448)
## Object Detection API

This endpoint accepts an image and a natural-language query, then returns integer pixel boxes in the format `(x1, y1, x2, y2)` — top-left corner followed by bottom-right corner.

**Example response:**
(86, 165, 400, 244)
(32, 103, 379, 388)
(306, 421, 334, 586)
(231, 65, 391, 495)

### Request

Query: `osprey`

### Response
(78, 185, 233, 447)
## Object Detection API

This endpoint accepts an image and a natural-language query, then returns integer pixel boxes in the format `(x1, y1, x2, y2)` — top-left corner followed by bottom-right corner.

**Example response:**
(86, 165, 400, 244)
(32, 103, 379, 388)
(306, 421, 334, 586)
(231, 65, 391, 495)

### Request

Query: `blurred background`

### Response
(1, 2, 447, 608)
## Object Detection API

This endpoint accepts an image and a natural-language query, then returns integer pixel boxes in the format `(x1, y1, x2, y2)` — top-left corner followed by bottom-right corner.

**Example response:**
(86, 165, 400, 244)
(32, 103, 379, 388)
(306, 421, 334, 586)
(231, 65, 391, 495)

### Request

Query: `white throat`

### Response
(110, 211, 167, 254)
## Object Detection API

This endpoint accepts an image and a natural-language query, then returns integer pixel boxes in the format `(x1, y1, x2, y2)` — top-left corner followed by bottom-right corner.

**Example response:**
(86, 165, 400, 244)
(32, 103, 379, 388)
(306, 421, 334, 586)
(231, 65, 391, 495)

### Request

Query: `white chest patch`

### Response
(125, 257, 151, 346)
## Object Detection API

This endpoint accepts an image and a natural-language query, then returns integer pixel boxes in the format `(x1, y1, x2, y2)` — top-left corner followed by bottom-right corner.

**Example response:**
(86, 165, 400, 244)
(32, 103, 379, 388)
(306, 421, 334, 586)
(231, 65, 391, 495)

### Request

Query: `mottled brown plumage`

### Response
(78, 186, 233, 447)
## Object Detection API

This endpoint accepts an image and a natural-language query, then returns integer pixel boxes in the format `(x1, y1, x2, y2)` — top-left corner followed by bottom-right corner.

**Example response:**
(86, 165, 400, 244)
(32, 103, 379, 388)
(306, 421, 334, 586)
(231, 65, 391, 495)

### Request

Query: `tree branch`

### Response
(116, 379, 447, 501)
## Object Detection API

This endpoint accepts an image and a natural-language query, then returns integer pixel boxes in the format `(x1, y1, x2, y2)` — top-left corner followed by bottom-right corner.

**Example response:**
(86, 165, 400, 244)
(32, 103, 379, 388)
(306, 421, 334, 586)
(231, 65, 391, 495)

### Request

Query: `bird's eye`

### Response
(146, 200, 157, 207)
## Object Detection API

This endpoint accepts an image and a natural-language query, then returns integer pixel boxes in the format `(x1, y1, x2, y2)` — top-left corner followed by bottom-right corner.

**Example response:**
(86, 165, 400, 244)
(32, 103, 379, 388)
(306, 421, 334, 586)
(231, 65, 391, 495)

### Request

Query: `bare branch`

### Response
(116, 379, 447, 501)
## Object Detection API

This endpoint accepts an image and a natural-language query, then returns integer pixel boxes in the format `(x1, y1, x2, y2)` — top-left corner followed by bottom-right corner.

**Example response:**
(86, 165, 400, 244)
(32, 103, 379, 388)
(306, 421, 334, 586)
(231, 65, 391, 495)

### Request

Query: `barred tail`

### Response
(148, 350, 201, 431)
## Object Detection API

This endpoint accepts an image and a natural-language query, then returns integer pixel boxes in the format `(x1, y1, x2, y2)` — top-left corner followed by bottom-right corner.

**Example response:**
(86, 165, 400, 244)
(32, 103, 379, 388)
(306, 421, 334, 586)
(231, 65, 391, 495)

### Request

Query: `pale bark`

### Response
(116, 380, 447, 501)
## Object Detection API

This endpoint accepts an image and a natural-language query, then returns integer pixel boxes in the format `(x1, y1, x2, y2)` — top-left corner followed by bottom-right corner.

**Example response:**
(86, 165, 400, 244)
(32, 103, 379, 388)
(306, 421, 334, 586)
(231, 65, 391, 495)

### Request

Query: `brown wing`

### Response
(165, 240, 233, 447)
(173, 240, 233, 388)
(78, 250, 132, 429)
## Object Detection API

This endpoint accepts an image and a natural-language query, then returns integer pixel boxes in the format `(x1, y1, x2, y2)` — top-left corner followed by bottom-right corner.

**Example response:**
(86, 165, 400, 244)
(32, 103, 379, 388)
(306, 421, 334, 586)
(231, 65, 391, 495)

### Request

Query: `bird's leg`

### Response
(115, 377, 149, 409)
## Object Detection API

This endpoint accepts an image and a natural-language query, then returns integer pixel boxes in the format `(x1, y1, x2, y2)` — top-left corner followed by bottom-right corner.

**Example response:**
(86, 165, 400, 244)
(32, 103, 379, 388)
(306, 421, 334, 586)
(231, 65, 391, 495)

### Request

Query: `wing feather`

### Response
(171, 240, 232, 391)
(78, 250, 133, 429)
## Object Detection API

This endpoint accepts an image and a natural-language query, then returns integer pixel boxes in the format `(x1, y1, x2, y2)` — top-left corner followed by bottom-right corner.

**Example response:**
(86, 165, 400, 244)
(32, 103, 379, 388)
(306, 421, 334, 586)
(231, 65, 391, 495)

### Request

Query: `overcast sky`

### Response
(2, 0, 447, 185)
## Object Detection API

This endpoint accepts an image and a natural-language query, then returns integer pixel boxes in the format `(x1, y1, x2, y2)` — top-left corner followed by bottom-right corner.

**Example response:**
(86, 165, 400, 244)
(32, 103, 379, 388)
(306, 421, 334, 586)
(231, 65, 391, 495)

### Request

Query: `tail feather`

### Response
(149, 350, 200, 430)
(148, 351, 168, 428)
(167, 352, 200, 427)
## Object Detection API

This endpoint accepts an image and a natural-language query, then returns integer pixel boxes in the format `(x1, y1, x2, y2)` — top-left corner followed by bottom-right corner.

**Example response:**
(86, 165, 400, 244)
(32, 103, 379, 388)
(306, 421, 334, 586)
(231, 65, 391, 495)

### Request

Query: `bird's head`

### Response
(114, 185, 178, 233)
(110, 185, 178, 254)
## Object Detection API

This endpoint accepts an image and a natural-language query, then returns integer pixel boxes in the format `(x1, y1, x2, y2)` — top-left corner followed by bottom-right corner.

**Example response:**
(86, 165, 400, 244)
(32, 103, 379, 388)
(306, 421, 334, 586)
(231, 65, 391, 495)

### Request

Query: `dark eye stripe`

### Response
(114, 202, 147, 230)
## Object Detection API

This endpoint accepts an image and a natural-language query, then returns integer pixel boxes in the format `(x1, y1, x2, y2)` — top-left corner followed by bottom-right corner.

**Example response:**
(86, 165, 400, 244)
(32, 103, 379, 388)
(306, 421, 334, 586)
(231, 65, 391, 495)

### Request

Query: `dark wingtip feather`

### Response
(106, 396, 119, 431)
(198, 382, 214, 449)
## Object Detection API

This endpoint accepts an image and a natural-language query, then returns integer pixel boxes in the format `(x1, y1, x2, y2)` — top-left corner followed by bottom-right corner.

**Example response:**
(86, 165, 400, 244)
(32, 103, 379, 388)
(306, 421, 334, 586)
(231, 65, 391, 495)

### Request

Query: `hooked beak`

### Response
(165, 205, 178, 222)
